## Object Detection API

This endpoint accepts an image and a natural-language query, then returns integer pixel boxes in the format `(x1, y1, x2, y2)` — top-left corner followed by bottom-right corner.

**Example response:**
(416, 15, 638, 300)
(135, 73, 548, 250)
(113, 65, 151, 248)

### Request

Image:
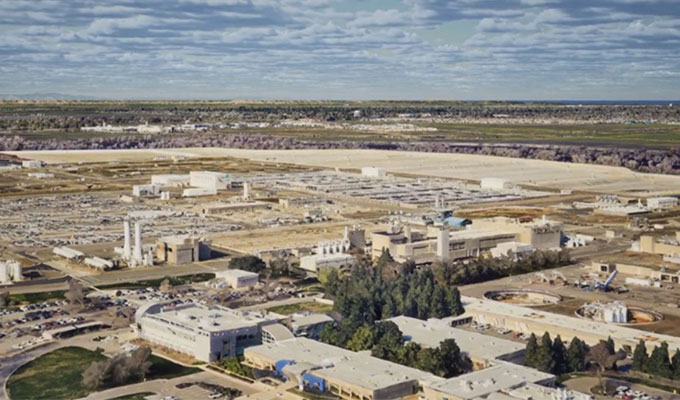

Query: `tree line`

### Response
(82, 346, 152, 391)
(433, 249, 571, 287)
(632, 340, 680, 380)
(524, 332, 590, 374)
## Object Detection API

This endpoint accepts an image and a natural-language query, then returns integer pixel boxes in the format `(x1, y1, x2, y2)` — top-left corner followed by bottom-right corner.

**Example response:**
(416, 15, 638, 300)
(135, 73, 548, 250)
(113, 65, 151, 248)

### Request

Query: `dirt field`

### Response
(9, 148, 680, 196)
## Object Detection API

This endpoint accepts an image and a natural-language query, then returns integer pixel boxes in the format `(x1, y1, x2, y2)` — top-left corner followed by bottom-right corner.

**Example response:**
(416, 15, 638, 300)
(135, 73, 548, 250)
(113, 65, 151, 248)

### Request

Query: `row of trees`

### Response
(433, 249, 571, 287)
(321, 320, 470, 378)
(632, 340, 680, 380)
(1, 132, 680, 175)
(82, 347, 152, 390)
(525, 333, 590, 374)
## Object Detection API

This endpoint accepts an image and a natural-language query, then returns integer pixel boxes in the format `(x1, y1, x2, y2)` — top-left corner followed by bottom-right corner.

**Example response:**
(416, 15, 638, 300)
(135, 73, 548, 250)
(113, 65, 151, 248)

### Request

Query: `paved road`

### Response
(563, 376, 680, 400)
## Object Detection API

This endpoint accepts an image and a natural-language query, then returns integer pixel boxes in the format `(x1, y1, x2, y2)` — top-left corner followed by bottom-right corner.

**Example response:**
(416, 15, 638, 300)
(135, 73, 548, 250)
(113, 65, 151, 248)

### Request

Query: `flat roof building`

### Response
(136, 302, 280, 362)
(190, 171, 231, 190)
(244, 337, 441, 400)
(461, 296, 680, 353)
(215, 269, 259, 289)
(387, 316, 525, 368)
(156, 235, 211, 265)
(422, 361, 555, 400)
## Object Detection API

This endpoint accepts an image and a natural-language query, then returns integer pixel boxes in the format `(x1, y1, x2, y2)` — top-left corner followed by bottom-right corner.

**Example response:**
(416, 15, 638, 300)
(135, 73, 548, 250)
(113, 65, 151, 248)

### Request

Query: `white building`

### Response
(648, 197, 678, 210)
(299, 239, 354, 273)
(182, 187, 217, 197)
(27, 172, 54, 179)
(480, 178, 513, 191)
(215, 269, 259, 289)
(580, 302, 628, 324)
(0, 260, 22, 284)
(135, 302, 280, 362)
(22, 160, 44, 168)
(151, 174, 191, 187)
(84, 256, 114, 271)
(490, 242, 534, 258)
(361, 167, 386, 178)
(132, 184, 161, 197)
(190, 171, 231, 190)
(53, 246, 85, 260)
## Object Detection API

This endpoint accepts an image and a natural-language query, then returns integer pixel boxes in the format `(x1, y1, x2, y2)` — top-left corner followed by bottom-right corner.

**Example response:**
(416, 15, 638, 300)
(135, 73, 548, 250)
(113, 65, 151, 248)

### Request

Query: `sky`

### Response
(0, 0, 679, 100)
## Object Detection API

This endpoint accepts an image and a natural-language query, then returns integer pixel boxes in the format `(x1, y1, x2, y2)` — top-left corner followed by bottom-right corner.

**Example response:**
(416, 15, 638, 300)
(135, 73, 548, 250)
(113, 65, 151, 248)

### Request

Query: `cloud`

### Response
(0, 0, 677, 99)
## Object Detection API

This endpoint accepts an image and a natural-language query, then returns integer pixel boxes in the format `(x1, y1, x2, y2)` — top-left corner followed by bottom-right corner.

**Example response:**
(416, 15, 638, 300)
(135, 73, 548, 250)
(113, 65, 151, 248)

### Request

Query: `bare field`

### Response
(8, 148, 680, 196)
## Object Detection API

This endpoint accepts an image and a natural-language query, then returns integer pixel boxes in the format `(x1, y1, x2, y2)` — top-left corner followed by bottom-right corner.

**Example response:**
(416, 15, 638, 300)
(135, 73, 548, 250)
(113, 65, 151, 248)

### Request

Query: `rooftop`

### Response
(462, 296, 680, 352)
(387, 316, 524, 361)
(145, 303, 277, 333)
(426, 361, 554, 399)
(246, 337, 441, 390)
(216, 269, 259, 279)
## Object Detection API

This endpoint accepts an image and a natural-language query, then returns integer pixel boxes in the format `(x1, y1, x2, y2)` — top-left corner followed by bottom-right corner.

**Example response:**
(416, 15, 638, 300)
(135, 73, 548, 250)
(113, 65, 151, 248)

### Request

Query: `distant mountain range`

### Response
(0, 93, 97, 100)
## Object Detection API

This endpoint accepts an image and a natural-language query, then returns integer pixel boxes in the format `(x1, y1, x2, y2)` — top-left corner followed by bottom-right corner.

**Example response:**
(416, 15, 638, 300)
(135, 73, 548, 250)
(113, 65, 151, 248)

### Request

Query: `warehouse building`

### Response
(387, 316, 525, 368)
(635, 232, 680, 257)
(244, 337, 440, 400)
(132, 184, 161, 197)
(460, 296, 680, 353)
(151, 174, 191, 187)
(135, 302, 280, 362)
(647, 197, 678, 210)
(190, 171, 231, 190)
(215, 269, 259, 289)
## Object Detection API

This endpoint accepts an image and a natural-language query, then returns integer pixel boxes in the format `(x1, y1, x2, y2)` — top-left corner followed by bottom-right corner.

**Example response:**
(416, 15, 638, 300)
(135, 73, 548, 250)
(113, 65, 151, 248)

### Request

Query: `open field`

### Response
(10, 148, 680, 196)
(6, 347, 200, 400)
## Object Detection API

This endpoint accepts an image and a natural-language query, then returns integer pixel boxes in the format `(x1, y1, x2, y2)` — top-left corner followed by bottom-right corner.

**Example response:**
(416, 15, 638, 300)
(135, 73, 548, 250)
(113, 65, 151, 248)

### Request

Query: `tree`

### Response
(671, 350, 680, 380)
(65, 279, 85, 310)
(552, 336, 568, 375)
(567, 338, 589, 373)
(228, 256, 266, 273)
(534, 332, 555, 373)
(430, 286, 449, 319)
(81, 346, 152, 390)
(439, 339, 471, 378)
(588, 341, 626, 395)
(525, 333, 539, 368)
(446, 287, 464, 316)
(416, 348, 445, 377)
(159, 278, 173, 293)
(632, 340, 648, 372)
(347, 325, 376, 352)
(322, 268, 341, 297)
(647, 342, 672, 379)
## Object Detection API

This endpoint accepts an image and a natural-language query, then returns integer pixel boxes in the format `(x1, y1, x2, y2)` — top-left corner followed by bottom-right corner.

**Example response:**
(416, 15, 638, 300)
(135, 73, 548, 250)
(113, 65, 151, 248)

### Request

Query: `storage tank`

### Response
(9, 261, 22, 282)
(0, 262, 10, 284)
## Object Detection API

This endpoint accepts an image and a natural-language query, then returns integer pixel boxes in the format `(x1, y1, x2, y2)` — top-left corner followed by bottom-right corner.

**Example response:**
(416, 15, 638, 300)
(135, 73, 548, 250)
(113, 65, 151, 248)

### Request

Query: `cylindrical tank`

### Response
(9, 261, 22, 282)
(134, 221, 143, 264)
(0, 262, 10, 284)
(123, 219, 131, 259)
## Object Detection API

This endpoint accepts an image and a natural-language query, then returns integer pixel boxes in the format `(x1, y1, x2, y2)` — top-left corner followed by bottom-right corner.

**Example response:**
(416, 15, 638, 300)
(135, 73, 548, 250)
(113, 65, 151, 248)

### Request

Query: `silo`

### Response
(123, 218, 131, 259)
(436, 229, 450, 261)
(0, 262, 10, 284)
(9, 261, 22, 282)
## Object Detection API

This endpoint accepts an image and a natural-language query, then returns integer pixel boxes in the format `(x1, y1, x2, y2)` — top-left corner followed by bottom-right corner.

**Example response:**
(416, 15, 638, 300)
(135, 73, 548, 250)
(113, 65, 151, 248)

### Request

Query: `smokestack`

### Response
(436, 229, 449, 261)
(123, 218, 131, 259)
(405, 225, 412, 243)
(134, 221, 143, 265)
(243, 182, 250, 200)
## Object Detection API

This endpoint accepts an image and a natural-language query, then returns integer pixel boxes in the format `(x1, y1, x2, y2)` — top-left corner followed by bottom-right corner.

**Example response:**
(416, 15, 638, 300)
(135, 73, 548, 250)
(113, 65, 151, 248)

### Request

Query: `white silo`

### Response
(243, 182, 250, 200)
(0, 261, 10, 284)
(133, 221, 143, 265)
(123, 218, 131, 260)
(9, 261, 22, 282)
(436, 229, 450, 261)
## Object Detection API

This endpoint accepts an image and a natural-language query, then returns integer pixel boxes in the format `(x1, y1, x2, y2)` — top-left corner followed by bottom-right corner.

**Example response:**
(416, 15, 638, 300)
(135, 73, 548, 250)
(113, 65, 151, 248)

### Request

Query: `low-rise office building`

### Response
(135, 302, 280, 362)
(132, 184, 161, 197)
(422, 361, 555, 400)
(244, 337, 440, 400)
(190, 171, 231, 190)
(387, 316, 525, 368)
(215, 269, 259, 289)
(286, 312, 334, 340)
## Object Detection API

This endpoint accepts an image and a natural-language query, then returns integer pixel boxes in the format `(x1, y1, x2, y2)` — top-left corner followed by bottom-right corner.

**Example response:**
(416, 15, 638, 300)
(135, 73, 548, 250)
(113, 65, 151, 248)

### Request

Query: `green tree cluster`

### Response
(228, 256, 266, 273)
(632, 340, 680, 380)
(524, 333, 589, 375)
(433, 249, 571, 286)
(322, 321, 471, 378)
(326, 263, 464, 333)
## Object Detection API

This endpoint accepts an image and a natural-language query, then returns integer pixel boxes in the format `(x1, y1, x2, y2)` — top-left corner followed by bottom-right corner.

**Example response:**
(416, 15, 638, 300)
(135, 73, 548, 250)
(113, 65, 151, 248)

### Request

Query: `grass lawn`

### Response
(8, 290, 66, 305)
(7, 348, 200, 400)
(267, 301, 333, 315)
(7, 346, 107, 400)
(147, 355, 201, 380)
(108, 393, 155, 400)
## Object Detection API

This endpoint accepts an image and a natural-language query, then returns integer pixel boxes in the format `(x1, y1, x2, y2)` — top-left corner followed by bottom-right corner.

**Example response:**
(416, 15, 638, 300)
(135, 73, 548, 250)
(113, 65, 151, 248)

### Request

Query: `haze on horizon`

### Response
(1, 0, 679, 101)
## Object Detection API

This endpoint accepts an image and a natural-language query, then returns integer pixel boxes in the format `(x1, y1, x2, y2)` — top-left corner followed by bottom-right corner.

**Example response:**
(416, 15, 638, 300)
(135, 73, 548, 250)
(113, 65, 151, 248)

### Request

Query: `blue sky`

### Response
(1, 0, 679, 100)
